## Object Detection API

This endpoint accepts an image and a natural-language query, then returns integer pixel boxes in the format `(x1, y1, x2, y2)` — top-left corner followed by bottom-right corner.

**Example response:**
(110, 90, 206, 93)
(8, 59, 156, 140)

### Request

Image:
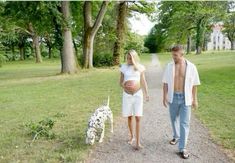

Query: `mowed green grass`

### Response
(158, 51, 235, 151)
(0, 54, 151, 162)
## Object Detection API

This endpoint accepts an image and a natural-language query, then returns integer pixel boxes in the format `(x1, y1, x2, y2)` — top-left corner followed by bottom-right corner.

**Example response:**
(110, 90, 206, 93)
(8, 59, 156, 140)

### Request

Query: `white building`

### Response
(207, 24, 231, 50)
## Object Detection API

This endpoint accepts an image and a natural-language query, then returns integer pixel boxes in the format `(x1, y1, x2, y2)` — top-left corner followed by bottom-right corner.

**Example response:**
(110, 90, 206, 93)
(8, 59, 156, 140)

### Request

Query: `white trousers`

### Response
(122, 89, 143, 117)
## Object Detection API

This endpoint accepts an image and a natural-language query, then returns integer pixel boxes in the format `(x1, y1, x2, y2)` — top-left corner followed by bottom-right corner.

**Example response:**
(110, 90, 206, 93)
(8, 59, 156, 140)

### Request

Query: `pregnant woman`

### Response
(119, 49, 149, 150)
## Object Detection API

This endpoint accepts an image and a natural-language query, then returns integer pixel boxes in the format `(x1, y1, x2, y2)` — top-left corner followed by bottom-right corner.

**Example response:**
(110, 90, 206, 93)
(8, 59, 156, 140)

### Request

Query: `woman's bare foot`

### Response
(127, 137, 135, 145)
(133, 144, 144, 150)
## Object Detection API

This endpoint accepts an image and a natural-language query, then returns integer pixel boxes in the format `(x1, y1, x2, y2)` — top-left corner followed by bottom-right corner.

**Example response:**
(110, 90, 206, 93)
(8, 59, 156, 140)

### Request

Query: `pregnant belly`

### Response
(124, 80, 141, 94)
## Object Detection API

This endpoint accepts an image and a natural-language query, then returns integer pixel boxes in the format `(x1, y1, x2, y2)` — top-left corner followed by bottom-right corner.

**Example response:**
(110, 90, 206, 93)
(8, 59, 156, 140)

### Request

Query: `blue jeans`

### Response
(169, 92, 191, 152)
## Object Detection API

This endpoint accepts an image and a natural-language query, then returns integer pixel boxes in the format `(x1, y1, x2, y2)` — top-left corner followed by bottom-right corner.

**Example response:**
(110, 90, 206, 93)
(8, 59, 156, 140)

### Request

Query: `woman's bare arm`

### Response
(120, 72, 124, 88)
(140, 72, 149, 100)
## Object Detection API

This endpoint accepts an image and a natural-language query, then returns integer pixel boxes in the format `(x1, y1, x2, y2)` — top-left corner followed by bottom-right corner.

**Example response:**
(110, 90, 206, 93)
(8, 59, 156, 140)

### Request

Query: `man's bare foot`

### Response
(127, 138, 135, 145)
(133, 144, 144, 150)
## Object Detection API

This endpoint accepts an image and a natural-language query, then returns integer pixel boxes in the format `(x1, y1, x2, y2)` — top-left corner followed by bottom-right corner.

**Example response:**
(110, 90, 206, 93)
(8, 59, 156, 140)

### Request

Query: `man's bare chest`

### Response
(175, 64, 186, 79)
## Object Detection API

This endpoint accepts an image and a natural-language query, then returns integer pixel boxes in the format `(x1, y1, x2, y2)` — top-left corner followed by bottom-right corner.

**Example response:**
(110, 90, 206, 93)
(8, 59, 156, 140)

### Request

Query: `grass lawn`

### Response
(0, 54, 151, 162)
(158, 51, 235, 154)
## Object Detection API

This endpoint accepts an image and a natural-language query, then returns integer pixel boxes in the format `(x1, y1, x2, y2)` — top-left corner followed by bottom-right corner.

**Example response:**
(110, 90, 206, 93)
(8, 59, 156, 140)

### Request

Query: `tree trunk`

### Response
(19, 46, 24, 60)
(113, 1, 127, 65)
(196, 22, 202, 54)
(28, 23, 42, 63)
(196, 17, 206, 55)
(202, 38, 207, 51)
(45, 34, 53, 59)
(33, 35, 42, 63)
(186, 34, 191, 54)
(72, 39, 80, 68)
(83, 28, 94, 68)
(83, 1, 109, 68)
(23, 47, 26, 59)
(61, 1, 77, 74)
(83, 2, 92, 68)
(30, 46, 34, 57)
(11, 45, 15, 61)
(48, 46, 52, 59)
(73, 39, 79, 60)
(230, 40, 235, 50)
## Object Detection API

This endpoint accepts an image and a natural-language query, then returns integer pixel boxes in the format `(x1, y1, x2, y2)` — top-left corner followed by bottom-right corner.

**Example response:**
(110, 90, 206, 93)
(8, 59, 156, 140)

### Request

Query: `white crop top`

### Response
(119, 63, 146, 82)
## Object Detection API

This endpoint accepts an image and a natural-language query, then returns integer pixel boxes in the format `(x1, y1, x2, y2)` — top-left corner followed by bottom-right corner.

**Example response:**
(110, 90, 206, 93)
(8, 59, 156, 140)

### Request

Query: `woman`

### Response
(119, 49, 149, 150)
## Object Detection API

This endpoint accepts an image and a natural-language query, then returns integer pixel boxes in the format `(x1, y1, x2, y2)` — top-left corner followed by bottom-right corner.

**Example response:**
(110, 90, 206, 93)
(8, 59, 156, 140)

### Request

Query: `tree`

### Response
(17, 30, 29, 60)
(144, 1, 228, 54)
(191, 1, 227, 54)
(125, 31, 145, 55)
(83, 1, 109, 68)
(113, 1, 127, 65)
(3, 2, 52, 62)
(144, 1, 176, 53)
(42, 2, 62, 59)
(61, 1, 77, 74)
(223, 8, 235, 50)
(112, 1, 156, 64)
(144, 24, 167, 53)
(27, 22, 42, 62)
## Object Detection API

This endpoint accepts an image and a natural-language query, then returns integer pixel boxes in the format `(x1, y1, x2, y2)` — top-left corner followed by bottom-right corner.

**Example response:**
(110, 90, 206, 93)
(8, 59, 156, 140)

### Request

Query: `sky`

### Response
(128, 13, 156, 36)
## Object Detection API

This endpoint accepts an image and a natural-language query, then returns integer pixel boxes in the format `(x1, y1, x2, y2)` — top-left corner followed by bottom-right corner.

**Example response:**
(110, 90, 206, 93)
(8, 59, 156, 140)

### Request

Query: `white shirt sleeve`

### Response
(193, 65, 200, 86)
(119, 64, 126, 74)
(162, 65, 168, 83)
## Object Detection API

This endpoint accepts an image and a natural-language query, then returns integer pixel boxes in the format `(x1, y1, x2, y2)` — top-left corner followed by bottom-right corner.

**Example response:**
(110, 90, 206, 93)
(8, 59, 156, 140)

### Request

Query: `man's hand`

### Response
(192, 100, 198, 109)
(163, 97, 168, 108)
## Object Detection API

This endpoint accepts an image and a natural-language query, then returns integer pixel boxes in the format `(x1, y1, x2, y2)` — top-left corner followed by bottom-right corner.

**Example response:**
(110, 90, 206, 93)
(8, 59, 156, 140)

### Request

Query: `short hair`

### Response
(171, 45, 184, 52)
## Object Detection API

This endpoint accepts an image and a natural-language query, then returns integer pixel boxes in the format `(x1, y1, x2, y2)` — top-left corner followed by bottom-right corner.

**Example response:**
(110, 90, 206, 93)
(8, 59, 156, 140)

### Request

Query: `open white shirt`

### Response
(162, 59, 200, 106)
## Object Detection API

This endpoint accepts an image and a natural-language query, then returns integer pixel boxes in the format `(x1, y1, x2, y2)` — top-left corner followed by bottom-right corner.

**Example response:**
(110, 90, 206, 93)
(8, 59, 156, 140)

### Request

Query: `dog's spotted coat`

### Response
(85, 97, 113, 145)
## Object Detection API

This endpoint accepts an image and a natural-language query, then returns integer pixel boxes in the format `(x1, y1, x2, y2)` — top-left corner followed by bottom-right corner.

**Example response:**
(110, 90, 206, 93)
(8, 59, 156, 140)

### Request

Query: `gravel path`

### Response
(86, 54, 232, 163)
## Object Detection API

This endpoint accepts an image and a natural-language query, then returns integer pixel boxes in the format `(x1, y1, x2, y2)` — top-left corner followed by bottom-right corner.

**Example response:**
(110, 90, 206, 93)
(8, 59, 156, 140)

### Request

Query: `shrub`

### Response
(93, 53, 113, 67)
(25, 117, 55, 143)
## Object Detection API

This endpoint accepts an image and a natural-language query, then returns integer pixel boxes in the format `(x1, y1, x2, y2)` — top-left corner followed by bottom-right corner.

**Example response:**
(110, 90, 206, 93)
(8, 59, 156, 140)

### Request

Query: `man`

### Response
(162, 45, 200, 159)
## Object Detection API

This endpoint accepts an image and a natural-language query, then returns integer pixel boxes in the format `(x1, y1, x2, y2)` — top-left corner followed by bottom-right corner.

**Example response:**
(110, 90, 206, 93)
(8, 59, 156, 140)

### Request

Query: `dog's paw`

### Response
(99, 139, 103, 143)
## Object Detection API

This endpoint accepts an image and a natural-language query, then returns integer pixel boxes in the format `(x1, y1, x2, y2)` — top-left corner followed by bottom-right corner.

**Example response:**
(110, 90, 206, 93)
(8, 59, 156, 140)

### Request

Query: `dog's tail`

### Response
(106, 96, 110, 107)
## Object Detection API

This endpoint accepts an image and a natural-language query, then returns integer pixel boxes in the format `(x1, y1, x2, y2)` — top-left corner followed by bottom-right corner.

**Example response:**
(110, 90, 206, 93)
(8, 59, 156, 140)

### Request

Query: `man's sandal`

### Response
(169, 138, 178, 145)
(179, 151, 190, 159)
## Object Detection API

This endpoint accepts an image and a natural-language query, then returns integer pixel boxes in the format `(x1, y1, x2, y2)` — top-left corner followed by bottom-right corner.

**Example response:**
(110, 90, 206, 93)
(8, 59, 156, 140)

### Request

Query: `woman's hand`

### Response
(145, 94, 150, 102)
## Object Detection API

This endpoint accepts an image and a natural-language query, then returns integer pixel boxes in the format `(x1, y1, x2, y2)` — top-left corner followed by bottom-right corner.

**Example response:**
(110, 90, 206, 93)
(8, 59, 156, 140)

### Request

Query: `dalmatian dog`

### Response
(85, 96, 113, 145)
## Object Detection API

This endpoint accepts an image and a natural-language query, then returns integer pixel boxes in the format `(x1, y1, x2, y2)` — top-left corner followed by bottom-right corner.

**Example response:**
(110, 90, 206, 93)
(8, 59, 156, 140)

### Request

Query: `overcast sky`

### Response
(128, 13, 156, 36)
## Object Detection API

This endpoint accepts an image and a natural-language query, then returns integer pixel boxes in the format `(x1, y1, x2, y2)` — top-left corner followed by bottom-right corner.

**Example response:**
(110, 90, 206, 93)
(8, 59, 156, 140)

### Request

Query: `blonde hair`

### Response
(127, 50, 142, 72)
